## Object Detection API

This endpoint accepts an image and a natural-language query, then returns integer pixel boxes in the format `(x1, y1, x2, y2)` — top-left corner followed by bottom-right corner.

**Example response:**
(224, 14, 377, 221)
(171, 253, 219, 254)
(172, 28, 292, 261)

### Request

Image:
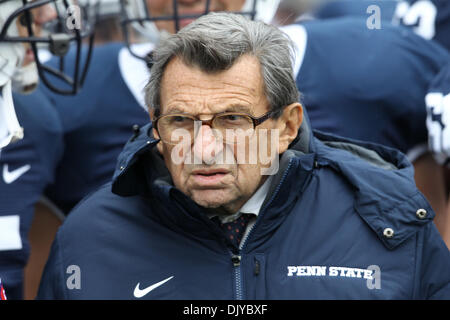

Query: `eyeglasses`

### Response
(153, 111, 275, 145)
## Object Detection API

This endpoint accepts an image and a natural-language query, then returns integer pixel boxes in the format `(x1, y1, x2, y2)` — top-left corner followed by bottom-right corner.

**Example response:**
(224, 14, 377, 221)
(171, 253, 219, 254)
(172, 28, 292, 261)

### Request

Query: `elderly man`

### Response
(37, 13, 450, 299)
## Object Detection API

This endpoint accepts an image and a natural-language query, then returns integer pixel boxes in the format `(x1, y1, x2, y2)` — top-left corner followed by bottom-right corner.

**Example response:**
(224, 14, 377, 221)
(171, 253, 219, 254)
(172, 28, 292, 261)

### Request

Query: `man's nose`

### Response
(193, 124, 223, 164)
(34, 4, 57, 26)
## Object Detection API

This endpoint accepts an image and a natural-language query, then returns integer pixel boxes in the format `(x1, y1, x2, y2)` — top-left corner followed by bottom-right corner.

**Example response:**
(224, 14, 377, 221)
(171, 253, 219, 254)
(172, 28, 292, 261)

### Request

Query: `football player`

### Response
(425, 61, 450, 246)
(315, 0, 450, 52)
(0, 0, 95, 299)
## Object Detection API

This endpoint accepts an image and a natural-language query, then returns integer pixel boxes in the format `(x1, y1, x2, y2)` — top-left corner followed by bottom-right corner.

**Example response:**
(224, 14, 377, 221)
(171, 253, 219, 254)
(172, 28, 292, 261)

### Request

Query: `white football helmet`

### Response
(0, 0, 96, 149)
(120, 0, 281, 60)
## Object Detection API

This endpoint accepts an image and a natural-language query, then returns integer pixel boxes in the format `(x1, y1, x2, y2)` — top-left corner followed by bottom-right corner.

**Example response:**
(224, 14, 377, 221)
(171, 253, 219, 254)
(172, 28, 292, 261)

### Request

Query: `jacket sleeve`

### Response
(36, 235, 66, 300)
(416, 222, 450, 299)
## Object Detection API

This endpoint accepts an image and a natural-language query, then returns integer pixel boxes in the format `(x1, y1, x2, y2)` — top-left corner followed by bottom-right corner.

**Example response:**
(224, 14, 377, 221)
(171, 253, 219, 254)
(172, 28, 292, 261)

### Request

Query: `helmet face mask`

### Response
(0, 0, 97, 95)
(120, 0, 280, 61)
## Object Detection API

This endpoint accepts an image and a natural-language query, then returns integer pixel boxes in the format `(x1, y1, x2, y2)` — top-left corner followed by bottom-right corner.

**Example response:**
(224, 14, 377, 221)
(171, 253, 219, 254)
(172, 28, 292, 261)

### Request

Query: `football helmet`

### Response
(119, 0, 281, 60)
(0, 0, 97, 95)
(0, 0, 96, 149)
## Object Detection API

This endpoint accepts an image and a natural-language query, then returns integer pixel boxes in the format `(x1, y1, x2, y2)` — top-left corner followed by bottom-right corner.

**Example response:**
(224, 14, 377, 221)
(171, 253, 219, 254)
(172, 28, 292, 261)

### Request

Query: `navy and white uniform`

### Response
(0, 91, 63, 299)
(426, 62, 450, 163)
(40, 42, 151, 214)
(281, 18, 449, 159)
(315, 0, 450, 52)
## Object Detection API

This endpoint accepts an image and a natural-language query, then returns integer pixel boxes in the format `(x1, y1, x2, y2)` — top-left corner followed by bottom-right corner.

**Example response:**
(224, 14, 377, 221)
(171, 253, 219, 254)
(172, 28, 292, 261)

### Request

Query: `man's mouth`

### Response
(191, 169, 230, 185)
(179, 17, 195, 29)
(177, 10, 208, 29)
(23, 48, 35, 65)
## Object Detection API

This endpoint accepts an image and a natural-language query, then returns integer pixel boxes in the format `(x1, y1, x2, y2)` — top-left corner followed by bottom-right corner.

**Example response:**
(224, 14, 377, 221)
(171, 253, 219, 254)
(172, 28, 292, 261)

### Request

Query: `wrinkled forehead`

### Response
(159, 55, 267, 114)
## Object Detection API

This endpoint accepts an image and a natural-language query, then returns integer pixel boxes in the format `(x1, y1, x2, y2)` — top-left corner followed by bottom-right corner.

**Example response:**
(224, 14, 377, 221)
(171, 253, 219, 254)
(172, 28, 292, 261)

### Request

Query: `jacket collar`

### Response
(312, 130, 435, 249)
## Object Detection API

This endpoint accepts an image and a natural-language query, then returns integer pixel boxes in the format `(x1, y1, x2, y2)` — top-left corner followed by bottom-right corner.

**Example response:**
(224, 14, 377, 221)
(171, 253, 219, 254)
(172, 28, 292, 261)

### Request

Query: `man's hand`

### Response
(426, 92, 450, 164)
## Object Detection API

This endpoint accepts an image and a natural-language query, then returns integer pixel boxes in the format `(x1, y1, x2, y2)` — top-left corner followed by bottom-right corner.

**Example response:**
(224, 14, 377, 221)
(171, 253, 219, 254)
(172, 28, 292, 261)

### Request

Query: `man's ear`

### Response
(149, 108, 163, 154)
(277, 103, 303, 154)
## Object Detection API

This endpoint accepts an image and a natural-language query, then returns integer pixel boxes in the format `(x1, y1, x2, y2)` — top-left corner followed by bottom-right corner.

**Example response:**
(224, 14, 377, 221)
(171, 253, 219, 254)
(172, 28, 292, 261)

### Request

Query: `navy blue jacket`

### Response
(37, 115, 450, 299)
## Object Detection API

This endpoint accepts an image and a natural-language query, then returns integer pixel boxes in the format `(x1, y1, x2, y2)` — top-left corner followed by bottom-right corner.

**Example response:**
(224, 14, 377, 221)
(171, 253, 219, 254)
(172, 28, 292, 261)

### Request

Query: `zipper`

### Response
(231, 254, 243, 300)
(231, 159, 294, 300)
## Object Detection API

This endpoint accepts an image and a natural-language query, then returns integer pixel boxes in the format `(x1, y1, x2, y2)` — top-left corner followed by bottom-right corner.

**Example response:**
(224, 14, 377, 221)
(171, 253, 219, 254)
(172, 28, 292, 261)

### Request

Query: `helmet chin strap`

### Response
(0, 79, 24, 149)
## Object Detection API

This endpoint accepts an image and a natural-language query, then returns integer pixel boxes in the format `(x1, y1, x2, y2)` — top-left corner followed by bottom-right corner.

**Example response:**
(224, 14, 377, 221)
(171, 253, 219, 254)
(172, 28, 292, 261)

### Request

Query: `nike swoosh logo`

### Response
(3, 164, 31, 184)
(133, 276, 174, 298)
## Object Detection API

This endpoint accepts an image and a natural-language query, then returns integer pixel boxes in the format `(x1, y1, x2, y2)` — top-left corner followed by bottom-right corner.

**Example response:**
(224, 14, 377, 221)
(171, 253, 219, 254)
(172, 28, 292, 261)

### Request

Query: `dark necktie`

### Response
(216, 214, 253, 248)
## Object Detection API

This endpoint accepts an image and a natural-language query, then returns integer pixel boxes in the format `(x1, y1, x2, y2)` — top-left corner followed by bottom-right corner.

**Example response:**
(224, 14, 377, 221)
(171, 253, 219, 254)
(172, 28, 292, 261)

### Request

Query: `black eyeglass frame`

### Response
(152, 110, 276, 144)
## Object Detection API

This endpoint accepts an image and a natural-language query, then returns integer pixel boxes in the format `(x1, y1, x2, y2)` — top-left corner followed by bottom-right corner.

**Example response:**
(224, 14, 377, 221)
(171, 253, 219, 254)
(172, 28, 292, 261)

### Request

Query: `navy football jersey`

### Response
(0, 91, 63, 299)
(316, 0, 398, 20)
(40, 42, 151, 213)
(281, 18, 449, 155)
(425, 61, 450, 161)
(315, 0, 450, 52)
(429, 61, 450, 95)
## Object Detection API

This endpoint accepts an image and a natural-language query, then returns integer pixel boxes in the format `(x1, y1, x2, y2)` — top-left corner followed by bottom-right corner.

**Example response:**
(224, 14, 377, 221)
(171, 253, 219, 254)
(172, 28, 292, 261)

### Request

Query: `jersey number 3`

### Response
(393, 0, 437, 39)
